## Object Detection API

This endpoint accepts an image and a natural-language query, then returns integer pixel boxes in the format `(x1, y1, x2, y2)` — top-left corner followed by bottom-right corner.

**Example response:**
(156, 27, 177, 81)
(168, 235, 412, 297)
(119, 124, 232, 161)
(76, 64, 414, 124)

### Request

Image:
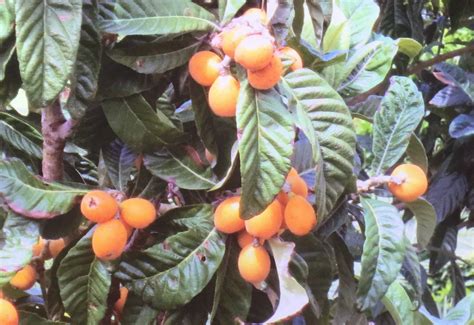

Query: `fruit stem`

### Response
(356, 175, 405, 193)
(218, 55, 233, 75)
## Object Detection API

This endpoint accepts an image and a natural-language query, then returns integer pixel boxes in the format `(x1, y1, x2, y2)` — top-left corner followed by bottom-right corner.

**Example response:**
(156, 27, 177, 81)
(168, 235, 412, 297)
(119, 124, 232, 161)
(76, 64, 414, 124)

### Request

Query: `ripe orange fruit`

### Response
(10, 265, 36, 291)
(119, 215, 134, 238)
(188, 51, 222, 86)
(120, 198, 156, 229)
(214, 196, 245, 234)
(284, 195, 317, 236)
(277, 173, 309, 205)
(247, 55, 283, 90)
(32, 237, 45, 257)
(114, 286, 129, 315)
(279, 47, 303, 71)
(388, 164, 428, 202)
(92, 219, 128, 260)
(221, 27, 251, 58)
(208, 75, 240, 117)
(288, 167, 299, 178)
(0, 298, 18, 325)
(238, 244, 270, 283)
(81, 190, 118, 223)
(243, 8, 268, 24)
(235, 35, 274, 71)
(49, 238, 66, 258)
(245, 200, 283, 239)
(237, 231, 264, 248)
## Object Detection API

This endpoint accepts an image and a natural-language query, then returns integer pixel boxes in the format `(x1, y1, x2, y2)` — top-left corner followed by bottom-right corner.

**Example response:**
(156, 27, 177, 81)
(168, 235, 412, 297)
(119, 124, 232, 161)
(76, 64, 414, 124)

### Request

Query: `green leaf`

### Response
(303, 0, 324, 47)
(420, 293, 474, 324)
(396, 38, 422, 59)
(0, 1, 14, 44)
(266, 238, 309, 323)
(406, 198, 436, 249)
(371, 76, 425, 175)
(144, 147, 217, 190)
(236, 81, 294, 219)
(0, 119, 42, 158)
(218, 0, 245, 23)
(121, 292, 159, 325)
(0, 35, 15, 81)
(15, 0, 82, 107)
(66, 0, 103, 119)
(0, 212, 39, 286)
(19, 311, 68, 325)
(0, 56, 21, 109)
(99, 0, 218, 36)
(107, 36, 201, 74)
(102, 139, 137, 192)
(382, 280, 416, 325)
(357, 198, 407, 310)
(406, 134, 428, 173)
(115, 204, 226, 310)
(40, 206, 84, 240)
(282, 69, 355, 219)
(57, 233, 112, 325)
(102, 94, 187, 152)
(269, 0, 294, 44)
(0, 159, 86, 218)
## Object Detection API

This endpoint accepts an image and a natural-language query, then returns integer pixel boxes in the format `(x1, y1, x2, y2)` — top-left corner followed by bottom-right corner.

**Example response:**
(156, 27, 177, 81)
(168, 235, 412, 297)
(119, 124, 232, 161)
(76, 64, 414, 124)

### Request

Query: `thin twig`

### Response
(356, 175, 404, 193)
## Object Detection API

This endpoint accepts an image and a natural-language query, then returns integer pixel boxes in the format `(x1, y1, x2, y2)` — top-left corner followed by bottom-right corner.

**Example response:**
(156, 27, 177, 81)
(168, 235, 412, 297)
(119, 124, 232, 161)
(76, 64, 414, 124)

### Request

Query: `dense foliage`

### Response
(0, 0, 473, 324)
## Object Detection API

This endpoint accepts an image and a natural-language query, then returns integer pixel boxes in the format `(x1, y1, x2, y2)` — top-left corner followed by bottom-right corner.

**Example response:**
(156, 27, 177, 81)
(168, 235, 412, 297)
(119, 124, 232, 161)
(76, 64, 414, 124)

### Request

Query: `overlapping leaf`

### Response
(121, 292, 159, 325)
(406, 198, 436, 248)
(218, 0, 246, 23)
(382, 280, 416, 325)
(102, 139, 137, 192)
(0, 116, 42, 158)
(406, 134, 428, 173)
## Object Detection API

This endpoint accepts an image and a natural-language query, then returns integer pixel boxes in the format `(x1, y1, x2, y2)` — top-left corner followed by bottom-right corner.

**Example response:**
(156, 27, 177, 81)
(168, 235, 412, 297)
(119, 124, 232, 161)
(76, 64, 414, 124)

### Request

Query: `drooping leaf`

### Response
(57, 232, 112, 325)
(429, 223, 458, 273)
(429, 86, 472, 108)
(121, 292, 159, 325)
(371, 76, 425, 175)
(266, 238, 309, 323)
(350, 95, 382, 121)
(0, 212, 39, 286)
(99, 0, 218, 36)
(115, 204, 226, 310)
(15, 0, 82, 107)
(406, 134, 428, 173)
(357, 198, 407, 310)
(102, 94, 187, 152)
(0, 159, 86, 218)
(0, 56, 22, 110)
(282, 69, 355, 219)
(269, 0, 294, 44)
(236, 81, 294, 219)
(102, 139, 137, 192)
(382, 280, 416, 325)
(449, 113, 474, 139)
(406, 198, 436, 248)
(433, 63, 474, 101)
(450, 261, 466, 304)
(218, 0, 246, 23)
(144, 147, 217, 190)
(0, 1, 14, 45)
(0, 35, 15, 81)
(18, 311, 68, 325)
(305, 0, 325, 47)
(401, 243, 424, 305)
(0, 118, 42, 159)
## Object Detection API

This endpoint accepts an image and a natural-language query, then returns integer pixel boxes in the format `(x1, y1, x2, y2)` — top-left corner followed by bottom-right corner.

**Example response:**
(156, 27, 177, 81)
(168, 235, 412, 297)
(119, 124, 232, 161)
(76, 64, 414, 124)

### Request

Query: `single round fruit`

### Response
(243, 8, 268, 24)
(32, 237, 45, 257)
(388, 164, 428, 202)
(92, 219, 128, 260)
(0, 298, 18, 325)
(279, 47, 303, 71)
(214, 196, 245, 234)
(49, 238, 66, 258)
(245, 200, 283, 239)
(238, 244, 271, 283)
(234, 35, 274, 71)
(120, 198, 157, 229)
(237, 231, 264, 248)
(10, 265, 36, 291)
(81, 190, 118, 223)
(208, 75, 240, 117)
(114, 286, 129, 315)
(222, 27, 251, 58)
(188, 51, 222, 86)
(248, 55, 283, 90)
(284, 195, 317, 236)
(277, 174, 309, 205)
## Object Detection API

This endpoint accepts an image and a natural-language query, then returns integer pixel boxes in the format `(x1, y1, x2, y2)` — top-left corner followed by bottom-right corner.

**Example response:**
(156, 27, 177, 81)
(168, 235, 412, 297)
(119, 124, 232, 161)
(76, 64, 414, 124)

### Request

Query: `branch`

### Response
(407, 43, 474, 75)
(356, 175, 404, 193)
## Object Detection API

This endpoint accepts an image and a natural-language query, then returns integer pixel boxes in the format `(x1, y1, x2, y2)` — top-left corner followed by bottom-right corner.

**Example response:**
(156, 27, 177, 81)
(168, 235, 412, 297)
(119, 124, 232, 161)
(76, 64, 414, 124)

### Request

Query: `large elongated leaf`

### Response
(121, 293, 158, 325)
(382, 280, 416, 325)
(0, 35, 15, 81)
(99, 0, 218, 36)
(0, 212, 39, 286)
(0, 1, 14, 45)
(406, 198, 436, 248)
(115, 205, 226, 310)
(15, 0, 82, 107)
(102, 94, 187, 152)
(282, 69, 355, 218)
(236, 82, 294, 219)
(218, 0, 246, 23)
(0, 119, 42, 158)
(57, 233, 112, 325)
(406, 134, 428, 173)
(449, 113, 474, 139)
(371, 76, 424, 175)
(0, 159, 86, 218)
(102, 139, 137, 192)
(357, 198, 407, 310)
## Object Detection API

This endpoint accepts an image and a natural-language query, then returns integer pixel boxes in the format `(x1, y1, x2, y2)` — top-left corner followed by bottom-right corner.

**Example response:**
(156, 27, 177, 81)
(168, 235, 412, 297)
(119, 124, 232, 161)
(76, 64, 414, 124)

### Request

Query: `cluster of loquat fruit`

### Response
(214, 167, 316, 284)
(188, 7, 303, 118)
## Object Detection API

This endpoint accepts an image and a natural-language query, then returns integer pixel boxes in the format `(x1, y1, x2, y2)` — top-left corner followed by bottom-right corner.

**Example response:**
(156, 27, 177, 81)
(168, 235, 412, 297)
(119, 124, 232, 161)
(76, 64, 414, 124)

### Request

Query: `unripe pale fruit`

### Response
(120, 198, 156, 229)
(222, 27, 250, 58)
(245, 200, 283, 239)
(237, 231, 264, 249)
(10, 265, 36, 291)
(238, 244, 270, 283)
(284, 195, 317, 236)
(388, 164, 428, 202)
(247, 55, 283, 90)
(188, 51, 222, 86)
(49, 238, 66, 258)
(208, 75, 240, 117)
(279, 47, 303, 71)
(235, 35, 274, 71)
(114, 286, 129, 315)
(0, 298, 18, 325)
(92, 219, 128, 260)
(214, 196, 245, 234)
(81, 190, 118, 223)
